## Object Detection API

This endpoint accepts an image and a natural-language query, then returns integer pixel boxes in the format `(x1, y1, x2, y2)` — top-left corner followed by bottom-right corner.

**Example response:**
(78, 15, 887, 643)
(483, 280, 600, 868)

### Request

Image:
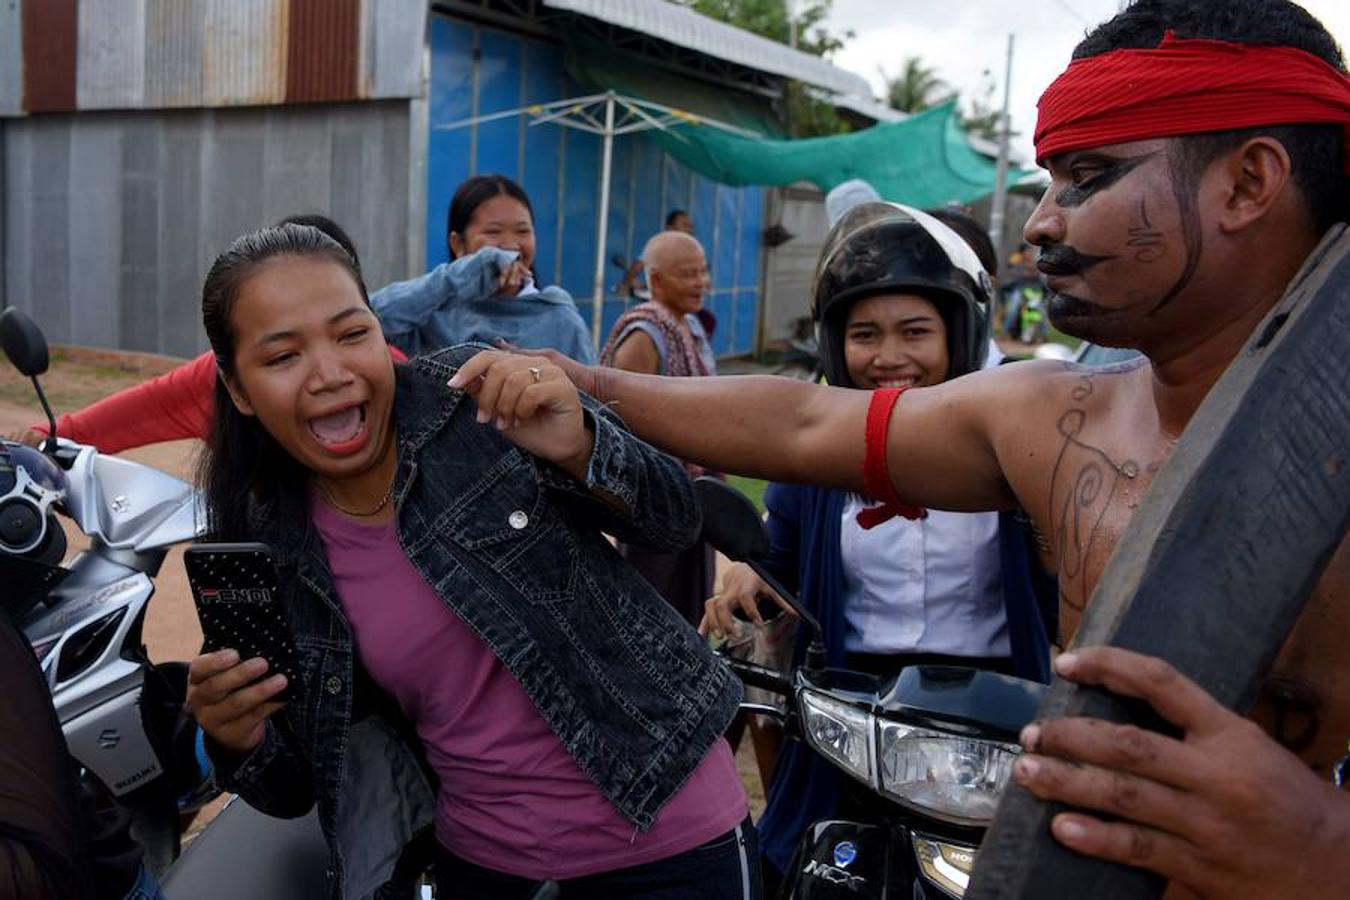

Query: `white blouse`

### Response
(838, 494, 1010, 658)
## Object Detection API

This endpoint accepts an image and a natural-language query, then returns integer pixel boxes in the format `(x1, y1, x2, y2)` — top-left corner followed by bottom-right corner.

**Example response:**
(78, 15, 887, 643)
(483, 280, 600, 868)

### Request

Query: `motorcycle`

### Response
(0, 307, 219, 876)
(773, 315, 822, 382)
(696, 477, 1045, 899)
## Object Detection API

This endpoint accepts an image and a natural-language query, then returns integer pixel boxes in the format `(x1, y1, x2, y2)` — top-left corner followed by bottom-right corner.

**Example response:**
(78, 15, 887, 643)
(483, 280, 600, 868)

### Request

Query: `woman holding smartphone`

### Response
(183, 224, 756, 900)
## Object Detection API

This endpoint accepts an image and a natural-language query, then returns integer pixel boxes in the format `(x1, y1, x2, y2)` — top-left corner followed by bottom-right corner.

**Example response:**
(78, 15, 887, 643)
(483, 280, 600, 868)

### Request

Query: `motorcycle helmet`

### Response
(0, 442, 68, 565)
(811, 202, 993, 389)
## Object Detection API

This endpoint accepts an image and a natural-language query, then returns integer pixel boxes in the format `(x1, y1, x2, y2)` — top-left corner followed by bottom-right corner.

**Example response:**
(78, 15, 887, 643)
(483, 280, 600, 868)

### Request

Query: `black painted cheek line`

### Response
(1149, 156, 1204, 314)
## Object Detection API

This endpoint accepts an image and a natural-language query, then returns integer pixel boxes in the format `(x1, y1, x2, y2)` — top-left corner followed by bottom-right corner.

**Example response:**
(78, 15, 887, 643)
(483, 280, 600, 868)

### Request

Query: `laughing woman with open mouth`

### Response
(182, 224, 757, 900)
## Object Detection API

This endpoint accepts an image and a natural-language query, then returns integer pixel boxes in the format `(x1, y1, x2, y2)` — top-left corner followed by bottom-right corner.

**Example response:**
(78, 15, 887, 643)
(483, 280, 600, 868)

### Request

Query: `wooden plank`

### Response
(966, 224, 1350, 900)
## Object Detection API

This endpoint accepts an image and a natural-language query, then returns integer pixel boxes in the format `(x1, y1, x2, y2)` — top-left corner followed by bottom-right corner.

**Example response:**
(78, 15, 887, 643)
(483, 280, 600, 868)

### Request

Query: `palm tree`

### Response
(882, 57, 952, 113)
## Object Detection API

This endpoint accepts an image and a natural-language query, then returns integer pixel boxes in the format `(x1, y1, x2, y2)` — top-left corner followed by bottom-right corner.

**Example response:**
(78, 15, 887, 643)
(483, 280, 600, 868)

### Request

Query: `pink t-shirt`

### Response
(311, 498, 747, 880)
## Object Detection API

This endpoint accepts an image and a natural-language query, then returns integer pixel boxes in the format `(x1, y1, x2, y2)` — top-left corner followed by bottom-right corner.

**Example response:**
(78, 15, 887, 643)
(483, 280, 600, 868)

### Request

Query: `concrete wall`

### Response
(2, 100, 414, 357)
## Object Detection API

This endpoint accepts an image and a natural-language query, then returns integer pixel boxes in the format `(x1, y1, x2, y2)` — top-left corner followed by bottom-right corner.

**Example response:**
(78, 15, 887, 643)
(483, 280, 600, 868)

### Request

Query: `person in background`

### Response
(665, 209, 695, 235)
(372, 175, 597, 364)
(616, 209, 699, 300)
(824, 179, 881, 227)
(11, 214, 406, 454)
(926, 207, 1000, 281)
(0, 601, 164, 900)
(600, 231, 717, 627)
(0, 602, 96, 900)
(700, 204, 1054, 890)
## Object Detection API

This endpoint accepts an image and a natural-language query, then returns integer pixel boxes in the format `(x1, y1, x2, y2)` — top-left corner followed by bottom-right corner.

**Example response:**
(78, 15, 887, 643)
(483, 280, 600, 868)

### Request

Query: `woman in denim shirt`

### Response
(183, 224, 757, 900)
(372, 175, 597, 364)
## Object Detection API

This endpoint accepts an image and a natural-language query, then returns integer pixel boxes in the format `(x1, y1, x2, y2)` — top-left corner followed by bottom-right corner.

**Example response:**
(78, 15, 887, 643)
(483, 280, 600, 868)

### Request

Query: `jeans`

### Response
(123, 863, 168, 900)
(433, 817, 761, 899)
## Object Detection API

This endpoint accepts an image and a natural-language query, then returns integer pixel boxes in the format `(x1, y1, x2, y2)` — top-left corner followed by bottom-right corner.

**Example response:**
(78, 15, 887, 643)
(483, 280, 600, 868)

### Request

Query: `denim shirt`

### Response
(371, 247, 598, 364)
(210, 346, 739, 900)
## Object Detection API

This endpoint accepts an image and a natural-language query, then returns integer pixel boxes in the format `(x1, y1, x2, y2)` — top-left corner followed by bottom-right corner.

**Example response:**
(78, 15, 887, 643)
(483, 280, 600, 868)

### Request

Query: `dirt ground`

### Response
(2, 345, 770, 842)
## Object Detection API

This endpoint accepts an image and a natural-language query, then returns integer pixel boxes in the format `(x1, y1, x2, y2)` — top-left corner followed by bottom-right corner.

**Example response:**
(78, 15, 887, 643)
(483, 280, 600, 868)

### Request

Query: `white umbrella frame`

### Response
(434, 91, 765, 348)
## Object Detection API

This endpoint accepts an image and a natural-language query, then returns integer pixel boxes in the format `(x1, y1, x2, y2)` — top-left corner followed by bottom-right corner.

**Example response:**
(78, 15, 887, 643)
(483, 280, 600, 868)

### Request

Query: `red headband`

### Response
(1035, 32, 1350, 166)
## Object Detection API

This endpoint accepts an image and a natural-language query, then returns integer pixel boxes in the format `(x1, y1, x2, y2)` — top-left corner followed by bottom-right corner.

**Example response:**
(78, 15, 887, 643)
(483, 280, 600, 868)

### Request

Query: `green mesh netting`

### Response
(563, 35, 1029, 207)
(648, 101, 1030, 207)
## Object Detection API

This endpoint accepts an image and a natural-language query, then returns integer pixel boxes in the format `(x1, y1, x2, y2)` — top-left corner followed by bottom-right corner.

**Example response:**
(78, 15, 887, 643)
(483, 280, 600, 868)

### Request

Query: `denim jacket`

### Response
(371, 247, 598, 364)
(209, 346, 740, 900)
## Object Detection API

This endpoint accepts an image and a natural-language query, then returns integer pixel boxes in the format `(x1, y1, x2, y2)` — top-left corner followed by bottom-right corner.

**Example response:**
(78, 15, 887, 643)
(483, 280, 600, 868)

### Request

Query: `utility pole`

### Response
(787, 0, 798, 49)
(988, 33, 1015, 276)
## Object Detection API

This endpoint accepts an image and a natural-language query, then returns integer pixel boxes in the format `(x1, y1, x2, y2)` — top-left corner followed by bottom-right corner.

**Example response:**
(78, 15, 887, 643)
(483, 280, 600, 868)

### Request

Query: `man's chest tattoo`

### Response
(1048, 363, 1151, 612)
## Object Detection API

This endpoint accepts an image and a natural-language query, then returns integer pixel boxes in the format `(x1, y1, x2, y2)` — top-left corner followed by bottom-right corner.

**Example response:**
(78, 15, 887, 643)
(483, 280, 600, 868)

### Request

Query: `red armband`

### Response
(857, 387, 926, 529)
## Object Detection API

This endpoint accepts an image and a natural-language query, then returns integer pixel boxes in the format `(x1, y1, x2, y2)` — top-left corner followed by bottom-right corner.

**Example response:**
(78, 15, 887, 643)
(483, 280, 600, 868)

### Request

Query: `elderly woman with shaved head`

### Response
(600, 231, 718, 626)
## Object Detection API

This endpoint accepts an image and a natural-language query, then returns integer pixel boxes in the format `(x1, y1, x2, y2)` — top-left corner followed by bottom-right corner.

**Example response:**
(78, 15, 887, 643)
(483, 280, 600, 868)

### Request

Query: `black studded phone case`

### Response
(184, 542, 299, 702)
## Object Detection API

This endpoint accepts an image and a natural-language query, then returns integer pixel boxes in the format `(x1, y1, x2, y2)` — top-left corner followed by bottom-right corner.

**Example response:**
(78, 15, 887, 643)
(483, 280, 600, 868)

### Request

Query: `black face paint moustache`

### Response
(1036, 244, 1116, 277)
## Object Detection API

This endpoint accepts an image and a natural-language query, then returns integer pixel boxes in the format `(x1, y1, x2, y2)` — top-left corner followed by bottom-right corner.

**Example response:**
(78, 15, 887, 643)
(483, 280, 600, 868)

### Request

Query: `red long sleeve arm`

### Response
(33, 353, 216, 454)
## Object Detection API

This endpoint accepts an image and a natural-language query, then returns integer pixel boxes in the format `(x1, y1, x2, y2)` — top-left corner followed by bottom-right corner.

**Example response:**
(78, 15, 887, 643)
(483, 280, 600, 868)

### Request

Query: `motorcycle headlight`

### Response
(878, 721, 1019, 825)
(799, 689, 875, 787)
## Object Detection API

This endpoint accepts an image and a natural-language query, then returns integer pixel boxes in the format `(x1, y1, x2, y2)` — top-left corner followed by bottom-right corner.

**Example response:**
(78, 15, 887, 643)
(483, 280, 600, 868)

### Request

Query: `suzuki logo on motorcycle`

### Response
(803, 860, 868, 892)
(111, 495, 130, 514)
(833, 841, 858, 868)
(97, 728, 121, 749)
(198, 587, 270, 605)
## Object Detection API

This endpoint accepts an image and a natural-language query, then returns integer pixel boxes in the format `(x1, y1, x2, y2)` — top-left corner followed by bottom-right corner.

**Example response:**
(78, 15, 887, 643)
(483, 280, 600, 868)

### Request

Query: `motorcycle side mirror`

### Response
(694, 477, 827, 668)
(0, 307, 50, 377)
(695, 477, 769, 563)
(0, 308, 59, 452)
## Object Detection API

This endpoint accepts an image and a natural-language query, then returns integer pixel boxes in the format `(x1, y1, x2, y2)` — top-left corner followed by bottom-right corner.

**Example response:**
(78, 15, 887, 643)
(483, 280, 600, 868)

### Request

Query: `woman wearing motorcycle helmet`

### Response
(699, 202, 1056, 888)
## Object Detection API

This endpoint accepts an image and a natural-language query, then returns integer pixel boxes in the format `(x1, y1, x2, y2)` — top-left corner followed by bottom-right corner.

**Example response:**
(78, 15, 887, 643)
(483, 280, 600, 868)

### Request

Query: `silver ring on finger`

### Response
(528, 366, 542, 383)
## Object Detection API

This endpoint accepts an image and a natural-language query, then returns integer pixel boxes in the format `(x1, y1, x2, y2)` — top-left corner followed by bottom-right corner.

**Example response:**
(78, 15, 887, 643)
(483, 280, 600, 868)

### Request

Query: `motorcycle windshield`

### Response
(2, 443, 69, 494)
(876, 666, 1046, 742)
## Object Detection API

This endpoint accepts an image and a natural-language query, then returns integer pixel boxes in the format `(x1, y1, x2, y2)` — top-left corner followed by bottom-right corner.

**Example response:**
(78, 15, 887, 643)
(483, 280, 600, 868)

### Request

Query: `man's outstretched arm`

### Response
(450, 350, 1019, 513)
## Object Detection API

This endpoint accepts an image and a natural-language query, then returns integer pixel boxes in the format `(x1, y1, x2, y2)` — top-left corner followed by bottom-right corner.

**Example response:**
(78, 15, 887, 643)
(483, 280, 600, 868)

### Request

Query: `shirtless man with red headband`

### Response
(453, 2, 1350, 896)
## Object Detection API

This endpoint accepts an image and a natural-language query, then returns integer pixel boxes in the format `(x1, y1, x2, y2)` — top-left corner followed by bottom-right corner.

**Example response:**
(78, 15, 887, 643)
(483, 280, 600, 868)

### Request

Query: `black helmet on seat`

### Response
(811, 202, 993, 389)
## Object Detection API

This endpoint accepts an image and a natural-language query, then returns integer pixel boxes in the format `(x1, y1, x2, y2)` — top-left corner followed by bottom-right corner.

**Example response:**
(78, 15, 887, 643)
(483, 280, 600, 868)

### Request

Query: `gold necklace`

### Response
(316, 480, 394, 518)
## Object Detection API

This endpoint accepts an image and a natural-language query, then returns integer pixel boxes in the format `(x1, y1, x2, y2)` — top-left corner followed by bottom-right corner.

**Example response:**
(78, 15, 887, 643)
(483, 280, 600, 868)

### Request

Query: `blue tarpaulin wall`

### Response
(428, 14, 766, 356)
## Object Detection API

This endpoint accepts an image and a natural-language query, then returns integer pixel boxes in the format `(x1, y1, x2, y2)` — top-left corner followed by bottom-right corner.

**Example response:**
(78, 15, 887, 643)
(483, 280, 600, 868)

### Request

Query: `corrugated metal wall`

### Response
(427, 14, 766, 356)
(287, 0, 359, 103)
(1, 0, 425, 116)
(21, 0, 78, 112)
(202, 0, 289, 107)
(144, 0, 205, 108)
(2, 101, 414, 357)
(0, 2, 24, 117)
(77, 0, 147, 109)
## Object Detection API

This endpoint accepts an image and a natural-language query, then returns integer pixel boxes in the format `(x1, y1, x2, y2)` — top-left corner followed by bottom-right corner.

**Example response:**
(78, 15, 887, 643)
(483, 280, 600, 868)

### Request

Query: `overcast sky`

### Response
(824, 0, 1350, 165)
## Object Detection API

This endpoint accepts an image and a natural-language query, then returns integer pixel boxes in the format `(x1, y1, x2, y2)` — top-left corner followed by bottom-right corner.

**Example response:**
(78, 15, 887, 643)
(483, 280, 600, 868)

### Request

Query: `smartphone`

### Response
(183, 542, 299, 702)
